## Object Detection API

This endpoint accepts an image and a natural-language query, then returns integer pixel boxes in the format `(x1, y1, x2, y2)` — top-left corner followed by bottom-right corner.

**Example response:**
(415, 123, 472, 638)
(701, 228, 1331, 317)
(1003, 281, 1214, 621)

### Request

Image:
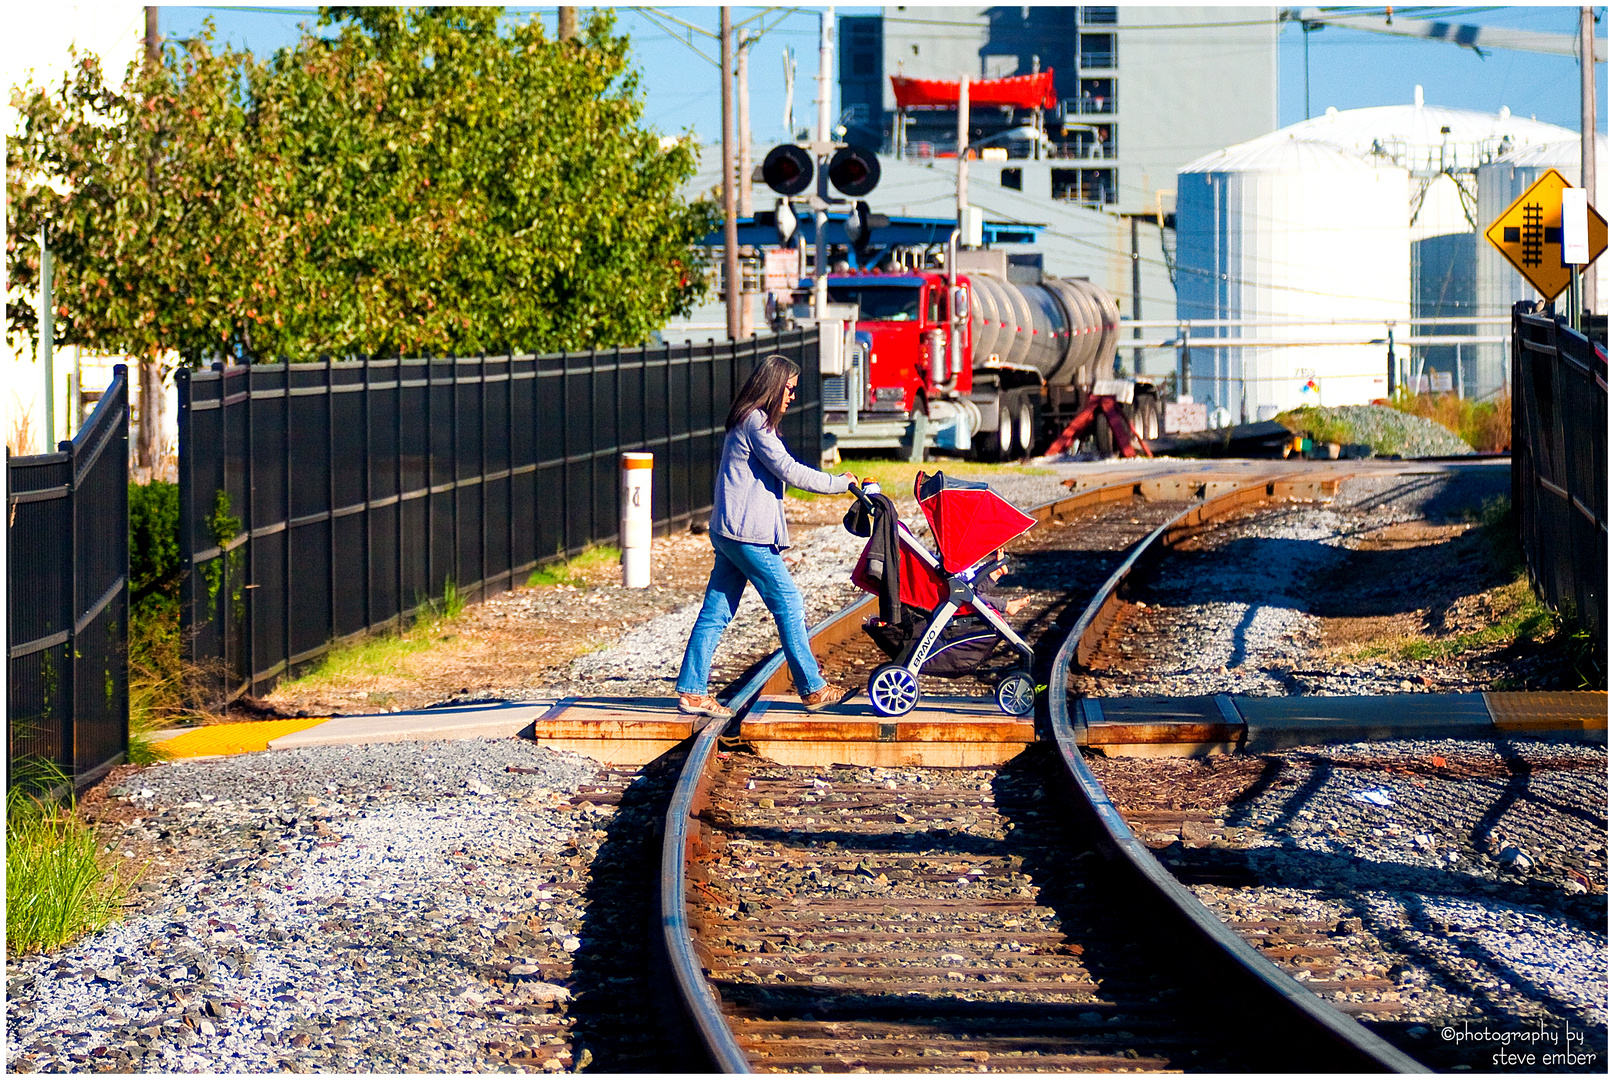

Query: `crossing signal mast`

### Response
(760, 142, 885, 257)
(759, 136, 885, 379)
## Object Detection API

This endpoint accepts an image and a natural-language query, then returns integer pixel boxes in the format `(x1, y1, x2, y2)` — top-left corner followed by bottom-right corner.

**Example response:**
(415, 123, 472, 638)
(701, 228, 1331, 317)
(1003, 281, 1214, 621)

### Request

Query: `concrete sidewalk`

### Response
(265, 701, 555, 750)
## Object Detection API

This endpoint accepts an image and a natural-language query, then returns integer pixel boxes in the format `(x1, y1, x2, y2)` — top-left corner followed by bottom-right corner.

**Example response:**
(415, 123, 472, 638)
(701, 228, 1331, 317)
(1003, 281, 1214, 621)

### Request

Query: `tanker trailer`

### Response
(960, 253, 1160, 459)
(820, 254, 1154, 460)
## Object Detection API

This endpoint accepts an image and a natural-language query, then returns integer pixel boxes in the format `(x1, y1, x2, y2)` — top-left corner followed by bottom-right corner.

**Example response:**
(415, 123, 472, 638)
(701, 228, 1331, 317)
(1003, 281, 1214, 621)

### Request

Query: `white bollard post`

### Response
(620, 452, 653, 588)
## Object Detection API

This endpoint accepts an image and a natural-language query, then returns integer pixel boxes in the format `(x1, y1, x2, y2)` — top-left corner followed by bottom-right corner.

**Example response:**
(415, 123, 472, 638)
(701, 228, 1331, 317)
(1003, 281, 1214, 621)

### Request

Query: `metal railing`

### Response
(177, 331, 822, 704)
(8, 366, 130, 788)
(1063, 97, 1116, 116)
(1512, 305, 1606, 660)
(1116, 316, 1514, 405)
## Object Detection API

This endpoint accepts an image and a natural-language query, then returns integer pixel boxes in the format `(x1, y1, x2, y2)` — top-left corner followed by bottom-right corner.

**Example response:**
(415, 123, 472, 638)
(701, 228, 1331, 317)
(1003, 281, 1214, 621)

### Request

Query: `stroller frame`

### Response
(884, 521, 1034, 678)
(849, 473, 1038, 716)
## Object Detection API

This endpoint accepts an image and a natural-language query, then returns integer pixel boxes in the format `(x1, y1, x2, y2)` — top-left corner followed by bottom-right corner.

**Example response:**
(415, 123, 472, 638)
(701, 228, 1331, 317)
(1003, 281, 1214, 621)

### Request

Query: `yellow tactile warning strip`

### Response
(157, 718, 331, 758)
(1484, 691, 1608, 731)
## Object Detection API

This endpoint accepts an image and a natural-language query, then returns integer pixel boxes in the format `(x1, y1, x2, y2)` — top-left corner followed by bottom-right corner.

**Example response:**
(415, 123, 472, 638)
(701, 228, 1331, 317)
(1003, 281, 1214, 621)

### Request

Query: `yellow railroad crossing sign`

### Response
(1484, 168, 1608, 302)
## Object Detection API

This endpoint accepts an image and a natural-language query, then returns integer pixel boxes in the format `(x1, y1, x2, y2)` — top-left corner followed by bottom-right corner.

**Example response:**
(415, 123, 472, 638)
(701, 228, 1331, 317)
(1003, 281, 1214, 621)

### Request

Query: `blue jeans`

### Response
(675, 534, 827, 697)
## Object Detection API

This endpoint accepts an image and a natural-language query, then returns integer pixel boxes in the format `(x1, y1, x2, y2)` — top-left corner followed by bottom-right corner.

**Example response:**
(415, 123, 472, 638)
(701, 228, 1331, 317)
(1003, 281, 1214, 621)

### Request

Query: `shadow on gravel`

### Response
(565, 747, 695, 1073)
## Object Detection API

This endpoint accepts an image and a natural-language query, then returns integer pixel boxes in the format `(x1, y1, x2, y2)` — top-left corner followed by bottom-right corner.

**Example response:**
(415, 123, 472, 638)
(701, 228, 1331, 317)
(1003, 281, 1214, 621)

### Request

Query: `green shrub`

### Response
(1387, 391, 1510, 453)
(128, 481, 192, 734)
(6, 761, 122, 955)
(129, 480, 181, 604)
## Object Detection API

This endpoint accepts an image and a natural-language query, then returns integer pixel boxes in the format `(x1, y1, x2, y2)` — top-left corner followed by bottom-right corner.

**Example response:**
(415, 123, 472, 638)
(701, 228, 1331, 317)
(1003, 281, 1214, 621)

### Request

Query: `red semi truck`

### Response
(809, 250, 1161, 460)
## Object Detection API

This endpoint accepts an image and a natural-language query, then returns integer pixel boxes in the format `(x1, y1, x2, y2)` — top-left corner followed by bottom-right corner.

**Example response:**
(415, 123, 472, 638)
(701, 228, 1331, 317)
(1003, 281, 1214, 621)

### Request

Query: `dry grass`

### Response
(1390, 392, 1511, 452)
(796, 456, 1054, 501)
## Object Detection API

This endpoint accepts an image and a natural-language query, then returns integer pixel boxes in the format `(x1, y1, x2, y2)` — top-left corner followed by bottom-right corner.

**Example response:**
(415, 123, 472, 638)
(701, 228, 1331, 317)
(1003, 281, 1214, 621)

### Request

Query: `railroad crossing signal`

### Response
(1484, 167, 1608, 301)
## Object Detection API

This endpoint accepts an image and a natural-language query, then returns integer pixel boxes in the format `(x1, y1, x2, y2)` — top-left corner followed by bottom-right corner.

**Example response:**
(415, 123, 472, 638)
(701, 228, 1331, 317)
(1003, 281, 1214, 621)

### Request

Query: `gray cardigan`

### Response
(711, 409, 850, 548)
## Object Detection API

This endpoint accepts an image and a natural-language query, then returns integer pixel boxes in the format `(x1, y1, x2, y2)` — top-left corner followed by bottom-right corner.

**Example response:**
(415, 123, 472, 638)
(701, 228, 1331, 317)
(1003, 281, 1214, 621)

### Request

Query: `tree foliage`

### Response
(7, 32, 264, 362)
(7, 8, 714, 363)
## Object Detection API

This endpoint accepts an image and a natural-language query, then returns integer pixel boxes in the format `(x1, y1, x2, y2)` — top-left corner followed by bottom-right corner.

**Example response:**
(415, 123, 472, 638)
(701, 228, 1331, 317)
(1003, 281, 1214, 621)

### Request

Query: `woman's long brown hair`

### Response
(725, 354, 800, 432)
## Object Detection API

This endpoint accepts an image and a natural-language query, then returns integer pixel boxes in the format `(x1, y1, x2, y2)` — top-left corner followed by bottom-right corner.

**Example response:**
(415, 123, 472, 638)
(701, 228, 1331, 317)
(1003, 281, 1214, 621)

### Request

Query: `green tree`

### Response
(7, 26, 265, 463)
(7, 7, 714, 366)
(250, 6, 713, 357)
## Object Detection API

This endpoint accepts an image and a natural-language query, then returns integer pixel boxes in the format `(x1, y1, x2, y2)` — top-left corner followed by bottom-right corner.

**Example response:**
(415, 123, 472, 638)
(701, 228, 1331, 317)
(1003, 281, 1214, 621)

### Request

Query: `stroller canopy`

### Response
(917, 471, 1037, 574)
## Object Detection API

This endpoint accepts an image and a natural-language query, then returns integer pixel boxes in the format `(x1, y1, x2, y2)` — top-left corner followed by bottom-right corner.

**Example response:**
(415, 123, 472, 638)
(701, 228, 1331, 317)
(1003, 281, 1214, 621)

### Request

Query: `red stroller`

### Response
(845, 471, 1038, 717)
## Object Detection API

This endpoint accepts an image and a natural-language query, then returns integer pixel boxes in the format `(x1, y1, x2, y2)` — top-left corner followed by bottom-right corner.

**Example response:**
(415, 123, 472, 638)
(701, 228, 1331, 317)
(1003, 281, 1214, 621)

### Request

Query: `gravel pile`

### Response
(7, 740, 617, 1074)
(1306, 404, 1476, 459)
(1091, 737, 1608, 1071)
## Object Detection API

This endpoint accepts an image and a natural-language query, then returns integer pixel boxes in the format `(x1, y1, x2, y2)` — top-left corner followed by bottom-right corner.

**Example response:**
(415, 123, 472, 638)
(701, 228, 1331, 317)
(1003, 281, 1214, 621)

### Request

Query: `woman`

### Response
(675, 355, 854, 719)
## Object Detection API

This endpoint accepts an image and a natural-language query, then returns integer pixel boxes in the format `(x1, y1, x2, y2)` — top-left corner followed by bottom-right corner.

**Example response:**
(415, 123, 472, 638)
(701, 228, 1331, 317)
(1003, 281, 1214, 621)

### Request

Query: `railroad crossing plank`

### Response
(523, 697, 698, 765)
(1079, 692, 1607, 756)
(1236, 693, 1497, 750)
(266, 700, 551, 750)
(1484, 691, 1608, 732)
(738, 695, 1035, 768)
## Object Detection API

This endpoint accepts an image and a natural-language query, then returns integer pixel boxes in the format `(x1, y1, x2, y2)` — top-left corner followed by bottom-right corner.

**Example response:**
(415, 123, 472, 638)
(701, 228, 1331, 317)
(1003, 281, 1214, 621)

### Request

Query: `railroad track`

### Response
(656, 474, 1427, 1072)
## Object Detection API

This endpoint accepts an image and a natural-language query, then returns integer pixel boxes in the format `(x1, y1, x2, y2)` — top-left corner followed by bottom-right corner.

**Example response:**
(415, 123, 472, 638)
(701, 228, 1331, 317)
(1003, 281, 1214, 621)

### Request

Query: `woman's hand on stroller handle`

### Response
(844, 473, 877, 507)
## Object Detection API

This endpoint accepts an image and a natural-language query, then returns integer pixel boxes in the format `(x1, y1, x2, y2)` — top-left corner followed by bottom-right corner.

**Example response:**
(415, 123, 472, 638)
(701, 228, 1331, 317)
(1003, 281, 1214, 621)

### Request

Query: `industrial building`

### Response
(1176, 94, 1581, 419)
(673, 6, 1281, 360)
(839, 6, 1278, 217)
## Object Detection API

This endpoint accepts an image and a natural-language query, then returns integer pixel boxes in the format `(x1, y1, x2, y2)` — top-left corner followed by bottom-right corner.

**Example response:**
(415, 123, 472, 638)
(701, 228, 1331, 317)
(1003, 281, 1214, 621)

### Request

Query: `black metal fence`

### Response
(8, 366, 130, 788)
(178, 330, 822, 702)
(1511, 305, 1606, 661)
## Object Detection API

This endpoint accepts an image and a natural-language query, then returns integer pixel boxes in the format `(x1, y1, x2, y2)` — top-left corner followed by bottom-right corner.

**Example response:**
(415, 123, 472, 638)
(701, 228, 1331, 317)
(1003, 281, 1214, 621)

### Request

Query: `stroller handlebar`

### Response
(846, 478, 878, 510)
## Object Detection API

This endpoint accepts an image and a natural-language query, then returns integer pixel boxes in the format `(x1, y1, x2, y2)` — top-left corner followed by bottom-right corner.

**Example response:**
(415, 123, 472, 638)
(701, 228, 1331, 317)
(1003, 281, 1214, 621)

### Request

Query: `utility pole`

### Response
(737, 33, 754, 217)
(139, 5, 161, 474)
(737, 30, 754, 337)
(557, 6, 578, 41)
(956, 74, 970, 241)
(39, 229, 54, 449)
(1130, 215, 1143, 375)
(1582, 5, 1599, 318)
(721, 7, 741, 341)
(814, 7, 834, 317)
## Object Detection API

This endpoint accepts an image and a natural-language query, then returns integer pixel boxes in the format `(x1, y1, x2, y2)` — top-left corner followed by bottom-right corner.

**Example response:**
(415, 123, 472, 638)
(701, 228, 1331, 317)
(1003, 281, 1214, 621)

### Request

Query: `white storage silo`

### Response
(1474, 136, 1610, 400)
(1177, 137, 1410, 419)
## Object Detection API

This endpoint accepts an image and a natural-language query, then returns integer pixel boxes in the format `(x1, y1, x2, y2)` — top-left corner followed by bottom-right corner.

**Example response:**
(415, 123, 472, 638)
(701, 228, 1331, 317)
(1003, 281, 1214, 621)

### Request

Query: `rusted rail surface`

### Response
(657, 471, 1425, 1072)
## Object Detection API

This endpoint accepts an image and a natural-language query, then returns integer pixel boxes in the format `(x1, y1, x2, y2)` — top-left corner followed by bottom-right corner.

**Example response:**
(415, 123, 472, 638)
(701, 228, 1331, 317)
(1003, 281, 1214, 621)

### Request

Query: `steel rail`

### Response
(659, 470, 1427, 1072)
(659, 590, 887, 1071)
(1044, 482, 1431, 1073)
(653, 474, 1163, 1071)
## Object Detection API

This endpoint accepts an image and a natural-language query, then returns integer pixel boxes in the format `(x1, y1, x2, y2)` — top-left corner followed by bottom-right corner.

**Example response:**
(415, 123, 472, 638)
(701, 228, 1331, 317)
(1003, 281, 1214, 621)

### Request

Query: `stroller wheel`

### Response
(868, 664, 920, 717)
(996, 671, 1036, 716)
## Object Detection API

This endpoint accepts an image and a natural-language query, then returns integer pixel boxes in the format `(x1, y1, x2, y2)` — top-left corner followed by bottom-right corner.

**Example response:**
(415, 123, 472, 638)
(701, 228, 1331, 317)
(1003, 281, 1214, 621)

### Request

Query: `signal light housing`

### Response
(761, 144, 814, 196)
(827, 145, 881, 198)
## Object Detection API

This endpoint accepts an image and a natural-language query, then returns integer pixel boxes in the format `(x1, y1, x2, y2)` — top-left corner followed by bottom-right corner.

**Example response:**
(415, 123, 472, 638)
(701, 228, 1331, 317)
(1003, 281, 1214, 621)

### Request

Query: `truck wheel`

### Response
(1014, 396, 1038, 457)
(1093, 406, 1115, 457)
(993, 392, 1017, 461)
(1134, 391, 1159, 441)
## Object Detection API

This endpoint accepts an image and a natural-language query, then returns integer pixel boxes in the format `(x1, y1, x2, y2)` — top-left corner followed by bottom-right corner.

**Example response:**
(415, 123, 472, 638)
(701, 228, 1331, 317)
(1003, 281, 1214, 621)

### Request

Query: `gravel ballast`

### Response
(7, 740, 624, 1073)
(9, 461, 1601, 1073)
(1286, 404, 1478, 459)
(1089, 737, 1608, 1072)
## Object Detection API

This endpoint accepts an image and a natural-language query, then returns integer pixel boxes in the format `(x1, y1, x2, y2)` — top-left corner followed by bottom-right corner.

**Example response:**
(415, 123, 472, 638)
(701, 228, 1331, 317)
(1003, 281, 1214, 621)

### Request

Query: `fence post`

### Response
(242, 362, 254, 700)
(60, 427, 77, 776)
(424, 357, 433, 617)
(506, 352, 516, 593)
(478, 354, 488, 600)
(327, 355, 336, 648)
(175, 365, 195, 702)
